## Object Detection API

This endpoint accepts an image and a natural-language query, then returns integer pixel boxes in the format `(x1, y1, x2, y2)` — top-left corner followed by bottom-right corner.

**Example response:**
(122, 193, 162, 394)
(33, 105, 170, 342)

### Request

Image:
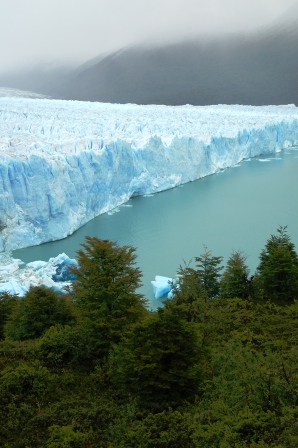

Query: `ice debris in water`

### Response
(0, 252, 77, 296)
(151, 275, 176, 300)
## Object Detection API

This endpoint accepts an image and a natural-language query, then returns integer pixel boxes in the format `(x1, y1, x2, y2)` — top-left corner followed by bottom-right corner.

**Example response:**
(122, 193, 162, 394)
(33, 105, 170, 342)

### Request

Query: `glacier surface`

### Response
(0, 97, 298, 252)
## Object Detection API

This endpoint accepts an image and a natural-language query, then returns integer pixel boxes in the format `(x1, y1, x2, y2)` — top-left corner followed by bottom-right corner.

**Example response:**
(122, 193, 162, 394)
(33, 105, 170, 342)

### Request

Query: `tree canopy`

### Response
(0, 229, 298, 447)
(69, 237, 148, 357)
(5, 287, 73, 341)
(220, 251, 250, 299)
(109, 304, 204, 410)
(256, 226, 298, 303)
(194, 246, 223, 300)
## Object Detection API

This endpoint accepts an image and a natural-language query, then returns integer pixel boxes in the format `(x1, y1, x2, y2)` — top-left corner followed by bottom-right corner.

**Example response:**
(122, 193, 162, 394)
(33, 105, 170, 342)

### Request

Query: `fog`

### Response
(0, 0, 296, 73)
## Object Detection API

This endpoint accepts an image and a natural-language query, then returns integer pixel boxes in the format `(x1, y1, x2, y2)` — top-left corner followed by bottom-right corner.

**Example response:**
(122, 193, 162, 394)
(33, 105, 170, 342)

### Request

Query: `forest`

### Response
(0, 226, 298, 447)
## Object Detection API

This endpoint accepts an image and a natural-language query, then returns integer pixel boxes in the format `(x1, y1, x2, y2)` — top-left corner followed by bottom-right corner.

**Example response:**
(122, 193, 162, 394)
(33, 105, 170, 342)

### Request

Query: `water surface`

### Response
(13, 149, 298, 309)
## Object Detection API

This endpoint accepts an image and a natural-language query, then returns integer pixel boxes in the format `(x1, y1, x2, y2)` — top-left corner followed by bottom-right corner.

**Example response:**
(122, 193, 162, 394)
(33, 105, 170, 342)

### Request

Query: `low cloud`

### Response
(0, 0, 296, 72)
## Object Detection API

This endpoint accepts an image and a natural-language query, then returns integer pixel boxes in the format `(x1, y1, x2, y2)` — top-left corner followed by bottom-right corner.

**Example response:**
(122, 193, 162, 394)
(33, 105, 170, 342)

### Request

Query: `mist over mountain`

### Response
(0, 62, 74, 97)
(1, 3, 298, 106)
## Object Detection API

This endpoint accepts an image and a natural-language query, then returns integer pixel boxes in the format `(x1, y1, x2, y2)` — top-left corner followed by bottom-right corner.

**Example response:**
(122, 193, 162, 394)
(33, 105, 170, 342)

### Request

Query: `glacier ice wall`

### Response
(0, 98, 298, 252)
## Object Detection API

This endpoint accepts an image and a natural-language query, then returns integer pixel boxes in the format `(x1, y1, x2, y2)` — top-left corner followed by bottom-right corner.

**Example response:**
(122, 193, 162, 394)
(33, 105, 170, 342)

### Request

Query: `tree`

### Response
(69, 237, 147, 355)
(220, 251, 250, 299)
(168, 247, 223, 321)
(5, 287, 74, 341)
(0, 292, 18, 340)
(194, 246, 223, 300)
(109, 304, 203, 410)
(256, 226, 298, 303)
(169, 264, 206, 322)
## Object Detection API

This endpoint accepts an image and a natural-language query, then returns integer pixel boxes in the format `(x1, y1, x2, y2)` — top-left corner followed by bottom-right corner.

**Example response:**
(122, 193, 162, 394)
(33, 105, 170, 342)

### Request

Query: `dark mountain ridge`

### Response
(1, 4, 298, 106)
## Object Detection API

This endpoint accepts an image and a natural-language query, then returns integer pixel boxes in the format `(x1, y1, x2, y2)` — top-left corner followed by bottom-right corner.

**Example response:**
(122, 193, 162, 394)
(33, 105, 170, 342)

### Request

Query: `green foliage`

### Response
(109, 304, 204, 409)
(0, 292, 18, 340)
(46, 425, 88, 447)
(37, 318, 123, 367)
(5, 287, 74, 341)
(69, 237, 148, 357)
(0, 360, 54, 446)
(194, 245, 223, 300)
(0, 231, 298, 446)
(169, 246, 223, 322)
(220, 251, 250, 299)
(109, 407, 196, 447)
(256, 226, 298, 303)
(37, 324, 84, 367)
(169, 264, 206, 322)
(70, 236, 145, 313)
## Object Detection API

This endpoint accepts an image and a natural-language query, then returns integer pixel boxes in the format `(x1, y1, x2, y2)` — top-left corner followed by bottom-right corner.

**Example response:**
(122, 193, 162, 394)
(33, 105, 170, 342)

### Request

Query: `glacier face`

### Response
(0, 97, 298, 252)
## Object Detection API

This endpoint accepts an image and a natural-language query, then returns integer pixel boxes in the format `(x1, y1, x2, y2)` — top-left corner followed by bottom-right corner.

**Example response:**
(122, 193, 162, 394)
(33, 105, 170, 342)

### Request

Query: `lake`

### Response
(13, 148, 298, 309)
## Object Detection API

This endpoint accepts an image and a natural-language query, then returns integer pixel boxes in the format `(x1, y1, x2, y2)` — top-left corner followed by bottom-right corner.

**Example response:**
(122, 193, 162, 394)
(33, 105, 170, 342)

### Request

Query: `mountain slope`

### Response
(1, 4, 298, 106)
(48, 24, 298, 106)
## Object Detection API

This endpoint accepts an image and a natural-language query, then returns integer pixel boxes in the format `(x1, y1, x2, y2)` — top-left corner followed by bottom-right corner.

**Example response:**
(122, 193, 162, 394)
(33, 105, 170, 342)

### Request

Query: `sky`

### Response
(0, 0, 297, 73)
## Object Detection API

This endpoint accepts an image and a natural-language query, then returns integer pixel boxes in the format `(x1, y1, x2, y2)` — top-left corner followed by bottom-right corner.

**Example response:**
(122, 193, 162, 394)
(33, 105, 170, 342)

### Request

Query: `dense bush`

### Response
(109, 304, 204, 410)
(5, 287, 74, 341)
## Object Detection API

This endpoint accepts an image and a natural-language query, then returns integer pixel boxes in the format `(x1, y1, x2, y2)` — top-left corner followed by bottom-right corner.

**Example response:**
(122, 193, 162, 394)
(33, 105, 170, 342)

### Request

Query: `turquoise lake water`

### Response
(13, 149, 298, 309)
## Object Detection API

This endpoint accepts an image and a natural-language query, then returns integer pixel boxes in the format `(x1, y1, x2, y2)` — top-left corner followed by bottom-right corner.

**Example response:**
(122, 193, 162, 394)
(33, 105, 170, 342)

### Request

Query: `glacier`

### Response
(0, 96, 298, 252)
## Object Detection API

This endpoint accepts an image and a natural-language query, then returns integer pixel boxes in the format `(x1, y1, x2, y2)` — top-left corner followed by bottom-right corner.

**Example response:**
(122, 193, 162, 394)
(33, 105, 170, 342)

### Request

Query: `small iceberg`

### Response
(151, 275, 175, 299)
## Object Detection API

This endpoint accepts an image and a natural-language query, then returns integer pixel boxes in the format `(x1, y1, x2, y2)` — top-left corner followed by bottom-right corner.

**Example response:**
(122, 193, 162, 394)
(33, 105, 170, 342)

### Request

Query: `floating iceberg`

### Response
(0, 97, 298, 251)
(0, 252, 77, 296)
(151, 275, 175, 299)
